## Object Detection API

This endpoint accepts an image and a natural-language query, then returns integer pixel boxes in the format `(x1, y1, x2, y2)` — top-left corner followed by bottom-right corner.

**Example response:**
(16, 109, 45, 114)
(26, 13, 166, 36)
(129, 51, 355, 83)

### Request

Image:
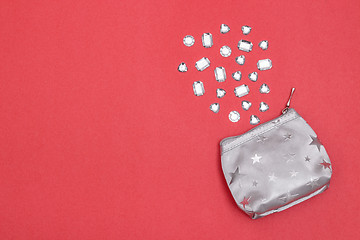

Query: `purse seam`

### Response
(221, 114, 300, 154)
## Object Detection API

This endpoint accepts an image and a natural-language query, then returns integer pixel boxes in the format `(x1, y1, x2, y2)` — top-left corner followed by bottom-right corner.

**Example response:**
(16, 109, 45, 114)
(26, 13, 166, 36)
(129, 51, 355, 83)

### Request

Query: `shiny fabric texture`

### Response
(220, 108, 332, 219)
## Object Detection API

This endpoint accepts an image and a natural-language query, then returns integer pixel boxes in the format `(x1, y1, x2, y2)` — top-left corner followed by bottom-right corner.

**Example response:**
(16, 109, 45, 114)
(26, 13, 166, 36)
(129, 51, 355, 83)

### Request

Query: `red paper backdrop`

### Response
(1, 0, 360, 239)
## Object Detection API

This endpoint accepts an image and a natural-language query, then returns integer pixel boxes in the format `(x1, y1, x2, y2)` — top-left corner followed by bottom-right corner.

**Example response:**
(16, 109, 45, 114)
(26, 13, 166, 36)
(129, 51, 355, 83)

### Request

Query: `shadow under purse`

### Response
(220, 88, 332, 219)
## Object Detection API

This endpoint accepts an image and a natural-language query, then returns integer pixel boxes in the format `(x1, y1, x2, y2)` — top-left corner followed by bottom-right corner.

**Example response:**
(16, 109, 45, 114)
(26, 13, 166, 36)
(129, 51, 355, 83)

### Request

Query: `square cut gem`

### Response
(234, 84, 249, 97)
(214, 67, 226, 82)
(257, 59, 272, 71)
(202, 33, 213, 48)
(238, 40, 253, 52)
(195, 57, 210, 71)
(193, 81, 205, 96)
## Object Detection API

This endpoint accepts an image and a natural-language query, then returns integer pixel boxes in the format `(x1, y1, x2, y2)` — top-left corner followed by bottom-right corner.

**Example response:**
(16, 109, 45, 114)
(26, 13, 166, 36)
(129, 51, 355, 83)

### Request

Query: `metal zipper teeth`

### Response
(221, 109, 298, 153)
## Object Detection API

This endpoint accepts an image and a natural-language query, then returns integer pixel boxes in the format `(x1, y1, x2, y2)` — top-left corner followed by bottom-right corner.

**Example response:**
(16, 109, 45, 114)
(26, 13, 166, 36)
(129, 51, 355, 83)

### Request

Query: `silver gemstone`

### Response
(259, 102, 269, 112)
(216, 88, 226, 98)
(234, 84, 249, 98)
(220, 24, 230, 34)
(241, 25, 251, 35)
(257, 59, 272, 71)
(248, 72, 258, 82)
(202, 33, 213, 48)
(178, 62, 188, 72)
(229, 111, 240, 122)
(232, 71, 242, 81)
(250, 115, 260, 125)
(259, 40, 268, 50)
(183, 35, 195, 47)
(214, 67, 226, 82)
(220, 45, 232, 57)
(241, 100, 252, 111)
(235, 55, 245, 65)
(210, 103, 220, 113)
(193, 81, 205, 96)
(259, 84, 270, 94)
(238, 40, 253, 52)
(195, 57, 210, 71)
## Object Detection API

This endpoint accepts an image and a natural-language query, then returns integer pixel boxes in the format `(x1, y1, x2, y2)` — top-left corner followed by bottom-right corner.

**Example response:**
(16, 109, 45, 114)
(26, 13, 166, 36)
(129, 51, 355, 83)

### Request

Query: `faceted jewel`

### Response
(242, 100, 252, 111)
(215, 67, 226, 82)
(257, 59, 272, 71)
(183, 35, 195, 47)
(210, 103, 220, 113)
(259, 84, 270, 94)
(234, 84, 249, 98)
(220, 45, 232, 57)
(235, 55, 245, 65)
(232, 71, 242, 81)
(238, 40, 253, 52)
(229, 111, 240, 122)
(250, 115, 260, 125)
(248, 72, 258, 82)
(193, 81, 205, 96)
(216, 88, 226, 98)
(242, 25, 251, 35)
(259, 102, 269, 112)
(220, 24, 230, 34)
(178, 62, 188, 72)
(259, 40, 268, 50)
(195, 57, 210, 71)
(202, 33, 213, 48)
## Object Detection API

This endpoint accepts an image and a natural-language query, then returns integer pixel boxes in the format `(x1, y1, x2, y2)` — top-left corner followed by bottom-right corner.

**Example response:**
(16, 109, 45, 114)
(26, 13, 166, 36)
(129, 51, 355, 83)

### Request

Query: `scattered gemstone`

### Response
(259, 84, 270, 94)
(259, 102, 269, 112)
(241, 25, 251, 35)
(235, 55, 245, 65)
(210, 103, 220, 113)
(248, 72, 258, 82)
(242, 100, 252, 111)
(202, 33, 213, 48)
(216, 88, 226, 98)
(257, 59, 272, 70)
(183, 35, 195, 47)
(234, 84, 249, 98)
(195, 57, 210, 71)
(220, 45, 232, 57)
(238, 40, 253, 52)
(220, 24, 230, 34)
(214, 67, 226, 82)
(232, 71, 242, 81)
(193, 81, 205, 96)
(250, 115, 260, 125)
(178, 62, 188, 72)
(229, 111, 240, 122)
(259, 40, 268, 50)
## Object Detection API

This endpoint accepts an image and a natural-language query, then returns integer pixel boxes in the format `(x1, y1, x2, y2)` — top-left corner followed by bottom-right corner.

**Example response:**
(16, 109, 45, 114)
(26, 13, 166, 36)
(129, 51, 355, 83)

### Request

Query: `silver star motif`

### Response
(320, 159, 331, 170)
(307, 177, 319, 188)
(309, 135, 322, 151)
(283, 133, 292, 141)
(290, 170, 299, 177)
(305, 156, 311, 162)
(252, 180, 258, 187)
(279, 191, 299, 202)
(268, 173, 277, 182)
(256, 135, 267, 143)
(283, 153, 296, 163)
(251, 154, 262, 164)
(228, 167, 246, 185)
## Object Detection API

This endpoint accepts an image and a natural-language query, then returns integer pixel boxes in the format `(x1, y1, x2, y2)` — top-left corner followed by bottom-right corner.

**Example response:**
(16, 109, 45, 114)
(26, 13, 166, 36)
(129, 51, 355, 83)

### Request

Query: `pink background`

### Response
(1, 0, 360, 239)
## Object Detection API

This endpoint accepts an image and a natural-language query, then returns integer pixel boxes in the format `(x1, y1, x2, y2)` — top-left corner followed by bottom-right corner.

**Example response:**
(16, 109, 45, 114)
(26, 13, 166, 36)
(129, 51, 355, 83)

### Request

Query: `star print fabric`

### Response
(220, 108, 332, 219)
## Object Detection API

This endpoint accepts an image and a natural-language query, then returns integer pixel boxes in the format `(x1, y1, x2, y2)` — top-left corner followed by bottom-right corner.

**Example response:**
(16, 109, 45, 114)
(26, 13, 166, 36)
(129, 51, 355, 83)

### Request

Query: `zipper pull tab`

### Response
(282, 88, 296, 114)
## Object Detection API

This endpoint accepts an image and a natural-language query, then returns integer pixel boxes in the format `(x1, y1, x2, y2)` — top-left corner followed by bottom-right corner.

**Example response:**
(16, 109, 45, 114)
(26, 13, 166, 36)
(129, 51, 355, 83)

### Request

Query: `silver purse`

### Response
(220, 89, 332, 219)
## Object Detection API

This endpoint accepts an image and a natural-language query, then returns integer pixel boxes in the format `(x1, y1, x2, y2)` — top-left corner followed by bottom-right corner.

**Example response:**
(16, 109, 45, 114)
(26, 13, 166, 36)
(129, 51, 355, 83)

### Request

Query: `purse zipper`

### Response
(282, 88, 296, 114)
